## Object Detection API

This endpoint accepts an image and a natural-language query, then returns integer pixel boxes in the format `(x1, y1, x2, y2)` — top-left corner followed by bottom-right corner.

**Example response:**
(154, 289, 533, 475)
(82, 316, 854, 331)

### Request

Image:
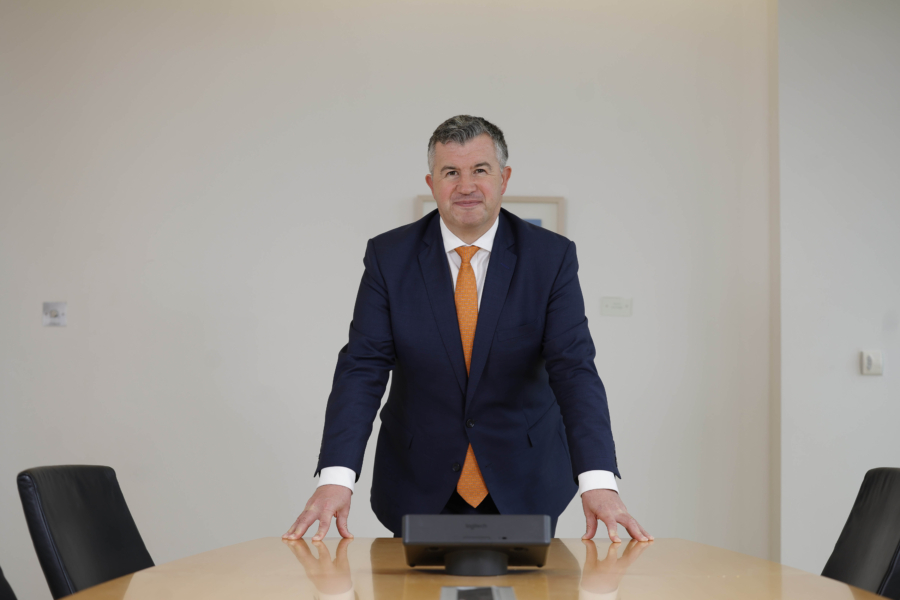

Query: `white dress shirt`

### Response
(318, 215, 618, 497)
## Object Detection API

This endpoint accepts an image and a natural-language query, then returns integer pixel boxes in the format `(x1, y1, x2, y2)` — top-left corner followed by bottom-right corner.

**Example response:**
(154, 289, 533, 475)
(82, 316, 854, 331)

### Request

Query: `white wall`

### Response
(0, 2, 774, 598)
(779, 0, 900, 574)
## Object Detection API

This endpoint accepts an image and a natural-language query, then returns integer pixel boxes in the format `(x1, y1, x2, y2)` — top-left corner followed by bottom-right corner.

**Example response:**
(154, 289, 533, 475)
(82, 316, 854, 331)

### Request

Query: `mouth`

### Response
(453, 199, 483, 209)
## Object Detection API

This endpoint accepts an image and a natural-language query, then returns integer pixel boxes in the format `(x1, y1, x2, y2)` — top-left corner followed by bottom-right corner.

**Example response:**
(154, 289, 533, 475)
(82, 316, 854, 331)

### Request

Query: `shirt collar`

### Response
(439, 213, 500, 255)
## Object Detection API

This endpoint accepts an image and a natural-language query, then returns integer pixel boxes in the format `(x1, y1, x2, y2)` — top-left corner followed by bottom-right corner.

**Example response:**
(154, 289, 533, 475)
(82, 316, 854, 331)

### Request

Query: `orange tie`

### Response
(454, 245, 489, 508)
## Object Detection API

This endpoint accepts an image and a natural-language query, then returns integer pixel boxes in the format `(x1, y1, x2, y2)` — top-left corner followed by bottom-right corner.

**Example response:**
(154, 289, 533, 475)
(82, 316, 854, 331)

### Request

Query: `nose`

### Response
(458, 173, 477, 195)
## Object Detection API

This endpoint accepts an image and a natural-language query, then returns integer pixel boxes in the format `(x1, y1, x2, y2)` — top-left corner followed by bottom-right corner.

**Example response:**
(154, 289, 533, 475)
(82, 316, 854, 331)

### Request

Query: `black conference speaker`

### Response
(402, 514, 551, 576)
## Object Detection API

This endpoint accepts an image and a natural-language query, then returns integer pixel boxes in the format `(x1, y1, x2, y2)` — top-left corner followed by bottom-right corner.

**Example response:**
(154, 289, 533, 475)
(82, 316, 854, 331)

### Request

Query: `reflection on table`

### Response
(70, 537, 882, 600)
(285, 538, 354, 599)
(367, 537, 597, 600)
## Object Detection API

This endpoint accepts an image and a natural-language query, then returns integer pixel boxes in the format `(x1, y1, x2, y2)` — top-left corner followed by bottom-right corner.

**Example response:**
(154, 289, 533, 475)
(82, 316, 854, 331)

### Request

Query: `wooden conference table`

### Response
(69, 537, 881, 600)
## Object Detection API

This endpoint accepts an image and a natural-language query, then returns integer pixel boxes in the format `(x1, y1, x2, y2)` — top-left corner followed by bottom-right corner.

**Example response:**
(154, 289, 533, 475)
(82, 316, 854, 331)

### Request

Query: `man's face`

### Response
(426, 134, 512, 238)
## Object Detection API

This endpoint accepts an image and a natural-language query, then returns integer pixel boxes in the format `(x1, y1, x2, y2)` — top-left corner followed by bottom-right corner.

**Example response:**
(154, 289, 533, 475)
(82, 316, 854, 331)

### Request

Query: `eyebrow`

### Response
(440, 162, 493, 174)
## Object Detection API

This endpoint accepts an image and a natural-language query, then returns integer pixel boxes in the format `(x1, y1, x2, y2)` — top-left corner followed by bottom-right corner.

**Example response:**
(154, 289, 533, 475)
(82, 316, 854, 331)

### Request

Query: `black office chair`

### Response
(0, 564, 18, 600)
(17, 465, 154, 599)
(821, 467, 900, 599)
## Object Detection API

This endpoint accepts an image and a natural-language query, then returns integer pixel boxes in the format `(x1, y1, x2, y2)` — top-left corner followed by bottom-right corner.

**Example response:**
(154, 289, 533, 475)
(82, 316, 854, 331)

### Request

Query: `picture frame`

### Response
(415, 196, 566, 236)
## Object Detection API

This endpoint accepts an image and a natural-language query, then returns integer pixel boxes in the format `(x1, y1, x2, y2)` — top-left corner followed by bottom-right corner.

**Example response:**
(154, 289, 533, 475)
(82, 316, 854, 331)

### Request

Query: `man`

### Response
(284, 116, 650, 543)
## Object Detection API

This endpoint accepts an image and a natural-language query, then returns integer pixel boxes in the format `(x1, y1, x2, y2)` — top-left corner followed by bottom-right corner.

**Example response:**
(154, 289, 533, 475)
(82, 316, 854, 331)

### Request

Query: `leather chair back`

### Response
(822, 467, 900, 599)
(17, 465, 154, 599)
(0, 565, 17, 600)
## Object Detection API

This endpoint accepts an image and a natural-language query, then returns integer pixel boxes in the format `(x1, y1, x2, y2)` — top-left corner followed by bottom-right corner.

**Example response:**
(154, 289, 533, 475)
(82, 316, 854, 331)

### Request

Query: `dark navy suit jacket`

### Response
(315, 208, 618, 535)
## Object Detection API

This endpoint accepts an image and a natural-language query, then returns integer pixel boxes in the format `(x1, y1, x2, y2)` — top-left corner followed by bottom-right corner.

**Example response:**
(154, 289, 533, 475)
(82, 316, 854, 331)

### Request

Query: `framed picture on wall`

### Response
(415, 196, 566, 236)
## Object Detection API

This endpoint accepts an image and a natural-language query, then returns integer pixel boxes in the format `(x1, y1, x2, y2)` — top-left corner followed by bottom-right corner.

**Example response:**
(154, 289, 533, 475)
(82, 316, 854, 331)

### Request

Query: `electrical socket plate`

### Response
(601, 297, 633, 317)
(860, 350, 883, 376)
(43, 302, 67, 327)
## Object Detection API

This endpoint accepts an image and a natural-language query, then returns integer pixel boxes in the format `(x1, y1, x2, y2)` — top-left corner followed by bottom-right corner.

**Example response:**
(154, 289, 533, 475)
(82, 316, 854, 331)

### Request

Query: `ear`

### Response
(499, 166, 512, 195)
(425, 173, 434, 194)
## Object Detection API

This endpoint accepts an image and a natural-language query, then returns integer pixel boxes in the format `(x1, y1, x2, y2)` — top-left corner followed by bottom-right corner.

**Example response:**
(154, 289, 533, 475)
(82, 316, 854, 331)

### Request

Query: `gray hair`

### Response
(427, 115, 508, 173)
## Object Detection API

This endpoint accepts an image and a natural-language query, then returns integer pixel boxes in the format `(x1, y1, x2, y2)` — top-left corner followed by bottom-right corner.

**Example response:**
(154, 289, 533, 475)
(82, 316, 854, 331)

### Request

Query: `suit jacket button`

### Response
(466, 419, 476, 428)
(452, 463, 461, 472)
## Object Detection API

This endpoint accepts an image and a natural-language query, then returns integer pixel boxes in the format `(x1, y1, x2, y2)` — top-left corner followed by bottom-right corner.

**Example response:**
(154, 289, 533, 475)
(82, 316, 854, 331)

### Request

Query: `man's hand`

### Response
(582, 489, 652, 543)
(282, 484, 353, 541)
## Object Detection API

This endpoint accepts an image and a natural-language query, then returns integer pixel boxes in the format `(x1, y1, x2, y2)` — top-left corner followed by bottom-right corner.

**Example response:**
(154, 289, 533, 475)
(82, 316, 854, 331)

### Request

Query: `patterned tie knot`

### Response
(455, 246, 479, 264)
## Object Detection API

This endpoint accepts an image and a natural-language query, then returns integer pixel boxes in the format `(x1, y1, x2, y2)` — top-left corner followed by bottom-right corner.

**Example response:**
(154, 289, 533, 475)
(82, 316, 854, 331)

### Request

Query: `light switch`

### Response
(43, 302, 67, 327)
(601, 297, 633, 317)
(860, 350, 883, 376)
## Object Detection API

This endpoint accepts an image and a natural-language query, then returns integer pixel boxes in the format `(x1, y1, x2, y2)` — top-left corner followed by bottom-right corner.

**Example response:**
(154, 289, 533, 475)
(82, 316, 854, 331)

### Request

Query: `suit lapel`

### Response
(466, 212, 517, 410)
(418, 216, 468, 396)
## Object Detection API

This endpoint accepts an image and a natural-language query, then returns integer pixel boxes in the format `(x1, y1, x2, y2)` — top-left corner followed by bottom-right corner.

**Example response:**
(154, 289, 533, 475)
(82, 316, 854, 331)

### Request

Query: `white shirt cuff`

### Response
(317, 466, 356, 494)
(578, 470, 619, 496)
(319, 468, 613, 497)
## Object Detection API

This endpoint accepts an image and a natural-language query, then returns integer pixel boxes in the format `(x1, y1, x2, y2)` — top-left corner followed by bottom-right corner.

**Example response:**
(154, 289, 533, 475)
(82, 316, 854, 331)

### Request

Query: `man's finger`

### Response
(582, 515, 598, 540)
(312, 513, 334, 541)
(335, 513, 353, 539)
(621, 517, 648, 542)
(604, 519, 622, 543)
(625, 516, 652, 542)
(284, 512, 316, 540)
(282, 515, 302, 539)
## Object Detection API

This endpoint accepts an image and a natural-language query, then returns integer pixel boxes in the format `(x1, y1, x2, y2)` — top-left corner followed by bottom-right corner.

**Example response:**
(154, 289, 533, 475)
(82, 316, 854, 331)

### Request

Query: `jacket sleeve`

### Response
(541, 240, 619, 480)
(315, 239, 396, 480)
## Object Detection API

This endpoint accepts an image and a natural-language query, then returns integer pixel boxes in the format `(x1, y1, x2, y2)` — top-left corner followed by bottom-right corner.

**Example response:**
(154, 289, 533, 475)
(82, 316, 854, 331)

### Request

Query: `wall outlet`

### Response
(860, 350, 883, 376)
(43, 302, 67, 327)
(601, 297, 633, 317)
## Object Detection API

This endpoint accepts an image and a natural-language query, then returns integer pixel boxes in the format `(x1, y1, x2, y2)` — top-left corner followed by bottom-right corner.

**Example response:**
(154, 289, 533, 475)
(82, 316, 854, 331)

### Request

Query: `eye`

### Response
(445, 170, 458, 177)
(475, 168, 487, 174)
